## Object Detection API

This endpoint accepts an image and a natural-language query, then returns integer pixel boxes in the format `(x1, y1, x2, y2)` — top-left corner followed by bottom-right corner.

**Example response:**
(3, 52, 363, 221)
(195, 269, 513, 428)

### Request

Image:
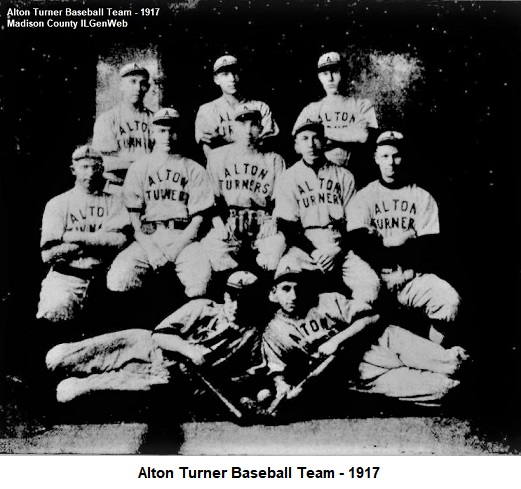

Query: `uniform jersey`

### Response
(195, 96, 279, 147)
(262, 292, 357, 377)
(123, 152, 215, 222)
(92, 104, 154, 158)
(346, 180, 440, 240)
(41, 186, 130, 269)
(295, 95, 378, 145)
(206, 143, 285, 209)
(155, 298, 261, 370)
(273, 159, 356, 229)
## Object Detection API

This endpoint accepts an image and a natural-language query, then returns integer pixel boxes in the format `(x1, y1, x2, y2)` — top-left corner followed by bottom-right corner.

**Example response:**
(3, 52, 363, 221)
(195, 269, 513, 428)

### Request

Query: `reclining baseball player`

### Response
(37, 145, 131, 324)
(45, 271, 266, 406)
(201, 104, 287, 274)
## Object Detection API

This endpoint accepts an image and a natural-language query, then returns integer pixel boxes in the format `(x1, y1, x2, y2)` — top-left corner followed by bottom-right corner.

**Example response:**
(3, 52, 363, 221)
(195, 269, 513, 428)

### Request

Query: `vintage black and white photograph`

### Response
(0, 0, 520, 455)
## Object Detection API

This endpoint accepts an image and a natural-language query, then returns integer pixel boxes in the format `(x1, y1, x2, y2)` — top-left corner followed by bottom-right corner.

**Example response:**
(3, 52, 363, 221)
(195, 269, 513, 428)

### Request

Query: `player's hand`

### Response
(199, 130, 219, 146)
(381, 267, 414, 290)
(146, 247, 169, 269)
(184, 344, 211, 366)
(164, 242, 185, 263)
(314, 340, 339, 358)
(383, 230, 416, 248)
(311, 246, 341, 273)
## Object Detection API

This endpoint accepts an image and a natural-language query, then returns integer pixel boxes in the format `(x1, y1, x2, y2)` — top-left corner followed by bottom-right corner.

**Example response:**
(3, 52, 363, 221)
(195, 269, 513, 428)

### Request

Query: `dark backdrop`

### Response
(1, 0, 520, 429)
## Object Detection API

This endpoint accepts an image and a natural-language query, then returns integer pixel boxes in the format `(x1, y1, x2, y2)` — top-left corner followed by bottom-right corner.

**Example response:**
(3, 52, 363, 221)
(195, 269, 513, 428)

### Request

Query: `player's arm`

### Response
(153, 330, 210, 366)
(62, 230, 127, 248)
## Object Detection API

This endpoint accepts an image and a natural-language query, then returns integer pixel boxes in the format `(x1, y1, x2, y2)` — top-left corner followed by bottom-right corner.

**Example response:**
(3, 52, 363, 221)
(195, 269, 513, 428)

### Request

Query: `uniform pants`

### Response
(107, 228, 211, 297)
(358, 325, 464, 402)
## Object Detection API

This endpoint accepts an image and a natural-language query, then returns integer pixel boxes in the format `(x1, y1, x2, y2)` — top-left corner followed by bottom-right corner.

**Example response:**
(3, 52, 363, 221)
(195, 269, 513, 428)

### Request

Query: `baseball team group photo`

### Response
(1, 0, 520, 455)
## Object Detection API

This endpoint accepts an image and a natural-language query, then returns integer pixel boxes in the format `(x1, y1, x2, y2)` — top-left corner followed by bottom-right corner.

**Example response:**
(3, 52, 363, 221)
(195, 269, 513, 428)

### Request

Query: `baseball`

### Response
(257, 388, 271, 402)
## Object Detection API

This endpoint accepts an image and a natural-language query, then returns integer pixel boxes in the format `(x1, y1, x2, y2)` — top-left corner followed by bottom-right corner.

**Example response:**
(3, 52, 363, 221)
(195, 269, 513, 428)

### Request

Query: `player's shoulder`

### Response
(207, 143, 231, 163)
(197, 97, 221, 113)
(323, 160, 355, 178)
(45, 188, 76, 208)
(318, 291, 349, 308)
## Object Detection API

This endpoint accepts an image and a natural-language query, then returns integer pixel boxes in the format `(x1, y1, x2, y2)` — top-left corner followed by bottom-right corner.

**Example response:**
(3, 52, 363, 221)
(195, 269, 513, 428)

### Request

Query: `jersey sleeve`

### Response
(154, 299, 213, 336)
(194, 103, 216, 144)
(102, 195, 132, 232)
(346, 189, 373, 232)
(261, 323, 289, 375)
(92, 111, 118, 155)
(187, 163, 216, 216)
(357, 99, 378, 130)
(122, 160, 146, 212)
(318, 292, 353, 325)
(340, 169, 356, 219)
(273, 169, 300, 222)
(40, 195, 66, 248)
(206, 150, 223, 197)
(415, 191, 440, 236)
(259, 102, 280, 139)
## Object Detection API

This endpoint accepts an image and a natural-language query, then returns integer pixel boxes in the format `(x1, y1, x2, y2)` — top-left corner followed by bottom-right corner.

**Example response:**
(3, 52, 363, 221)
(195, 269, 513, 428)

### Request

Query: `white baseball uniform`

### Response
(195, 97, 279, 149)
(107, 152, 215, 297)
(295, 95, 378, 166)
(262, 292, 376, 383)
(46, 299, 260, 402)
(345, 180, 460, 322)
(202, 142, 286, 271)
(37, 185, 130, 322)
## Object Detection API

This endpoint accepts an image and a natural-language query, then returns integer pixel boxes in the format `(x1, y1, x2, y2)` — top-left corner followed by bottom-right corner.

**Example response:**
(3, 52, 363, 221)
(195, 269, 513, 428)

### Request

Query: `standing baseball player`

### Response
(346, 130, 461, 344)
(37, 145, 130, 323)
(294, 52, 378, 168)
(261, 261, 380, 408)
(92, 62, 154, 193)
(195, 55, 279, 160)
(46, 271, 266, 405)
(107, 108, 214, 298)
(273, 118, 376, 298)
(202, 104, 286, 273)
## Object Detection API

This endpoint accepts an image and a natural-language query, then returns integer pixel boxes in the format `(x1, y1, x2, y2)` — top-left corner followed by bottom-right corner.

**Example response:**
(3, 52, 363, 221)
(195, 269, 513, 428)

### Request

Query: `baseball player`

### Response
(92, 62, 154, 193)
(46, 271, 265, 403)
(294, 52, 378, 168)
(37, 145, 130, 323)
(106, 107, 214, 298)
(345, 130, 461, 344)
(261, 260, 380, 406)
(273, 118, 376, 299)
(202, 104, 286, 273)
(195, 55, 279, 159)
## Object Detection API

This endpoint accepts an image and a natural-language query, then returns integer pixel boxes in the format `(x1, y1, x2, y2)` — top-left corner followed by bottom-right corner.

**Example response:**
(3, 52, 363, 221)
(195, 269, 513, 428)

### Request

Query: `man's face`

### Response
(295, 129, 324, 165)
(120, 74, 150, 106)
(214, 70, 240, 95)
(270, 280, 300, 315)
(71, 158, 104, 193)
(153, 124, 178, 153)
(318, 69, 341, 95)
(375, 144, 403, 184)
(233, 118, 262, 146)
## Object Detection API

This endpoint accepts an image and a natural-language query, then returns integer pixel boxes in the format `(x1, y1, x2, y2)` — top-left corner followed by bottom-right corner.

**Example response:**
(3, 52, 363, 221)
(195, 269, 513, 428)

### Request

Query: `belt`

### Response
(53, 265, 98, 280)
(141, 218, 190, 234)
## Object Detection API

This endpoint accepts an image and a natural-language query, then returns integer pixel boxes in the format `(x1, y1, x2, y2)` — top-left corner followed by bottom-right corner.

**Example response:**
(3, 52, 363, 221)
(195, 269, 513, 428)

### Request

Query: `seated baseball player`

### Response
(195, 55, 279, 160)
(273, 118, 376, 298)
(345, 130, 461, 345)
(107, 107, 214, 298)
(261, 260, 380, 410)
(37, 145, 130, 323)
(294, 51, 378, 168)
(202, 104, 286, 273)
(46, 271, 265, 404)
(92, 62, 154, 193)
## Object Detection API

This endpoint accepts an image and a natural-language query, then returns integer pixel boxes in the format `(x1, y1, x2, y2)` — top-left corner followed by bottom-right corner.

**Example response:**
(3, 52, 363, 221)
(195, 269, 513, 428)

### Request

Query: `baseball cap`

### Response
(119, 62, 150, 80)
(273, 257, 307, 284)
(152, 107, 181, 126)
(226, 271, 258, 290)
(376, 130, 404, 147)
(213, 55, 239, 74)
(234, 104, 262, 122)
(317, 52, 341, 72)
(292, 118, 325, 137)
(72, 145, 103, 162)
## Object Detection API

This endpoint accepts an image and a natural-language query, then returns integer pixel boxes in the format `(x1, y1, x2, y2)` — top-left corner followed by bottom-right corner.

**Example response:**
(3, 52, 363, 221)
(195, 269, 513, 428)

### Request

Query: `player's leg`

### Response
(175, 241, 212, 297)
(255, 231, 286, 272)
(342, 250, 381, 304)
(36, 270, 90, 322)
(199, 225, 239, 272)
(106, 240, 151, 291)
(396, 273, 461, 343)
